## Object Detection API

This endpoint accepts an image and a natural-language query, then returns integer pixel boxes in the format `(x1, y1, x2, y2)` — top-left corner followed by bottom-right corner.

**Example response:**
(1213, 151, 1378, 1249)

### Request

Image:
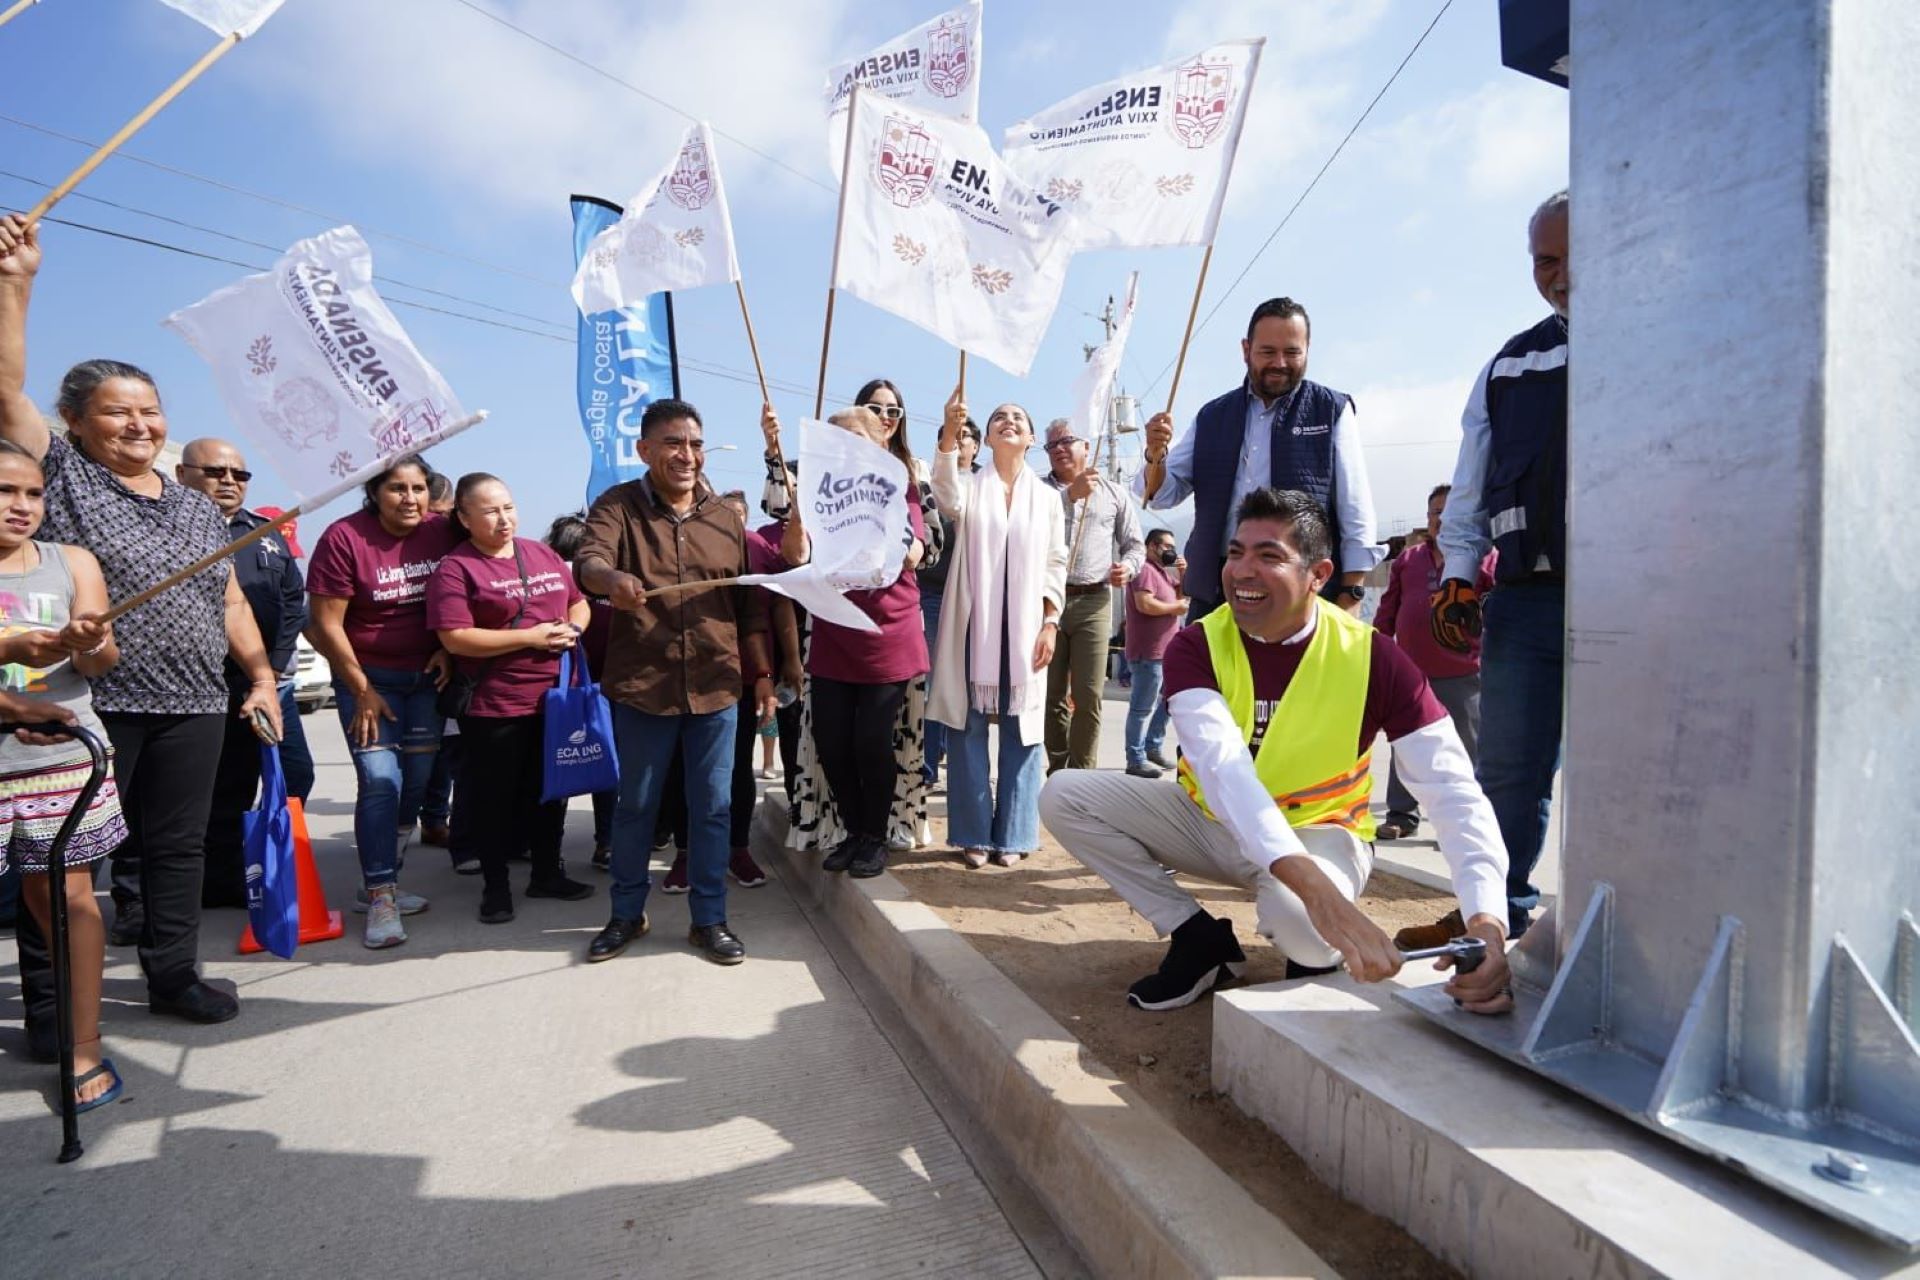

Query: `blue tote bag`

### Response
(542, 649, 620, 803)
(244, 743, 301, 959)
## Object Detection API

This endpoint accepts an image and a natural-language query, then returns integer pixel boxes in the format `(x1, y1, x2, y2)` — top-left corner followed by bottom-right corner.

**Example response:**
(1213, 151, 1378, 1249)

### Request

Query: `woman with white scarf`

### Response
(928, 392, 1067, 868)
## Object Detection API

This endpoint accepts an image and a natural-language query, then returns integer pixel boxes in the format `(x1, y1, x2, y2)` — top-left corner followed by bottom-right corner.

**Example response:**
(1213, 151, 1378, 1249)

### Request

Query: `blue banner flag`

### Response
(570, 195, 680, 506)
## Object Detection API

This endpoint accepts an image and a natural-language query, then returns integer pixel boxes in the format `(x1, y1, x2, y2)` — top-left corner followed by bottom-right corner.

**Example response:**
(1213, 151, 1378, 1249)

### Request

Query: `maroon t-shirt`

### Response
(1160, 615, 1447, 754)
(1125, 560, 1183, 662)
(801, 501, 929, 685)
(306, 510, 461, 671)
(425, 538, 584, 718)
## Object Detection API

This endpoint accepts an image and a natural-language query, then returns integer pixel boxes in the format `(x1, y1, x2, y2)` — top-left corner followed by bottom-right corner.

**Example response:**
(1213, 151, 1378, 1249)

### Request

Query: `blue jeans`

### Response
(1124, 658, 1170, 768)
(276, 681, 315, 804)
(920, 591, 947, 783)
(946, 699, 1045, 855)
(609, 702, 737, 927)
(332, 666, 444, 889)
(1474, 580, 1564, 937)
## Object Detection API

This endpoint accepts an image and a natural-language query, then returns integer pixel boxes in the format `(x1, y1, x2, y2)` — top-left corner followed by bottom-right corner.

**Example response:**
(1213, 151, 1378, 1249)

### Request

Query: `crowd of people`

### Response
(0, 187, 1568, 1115)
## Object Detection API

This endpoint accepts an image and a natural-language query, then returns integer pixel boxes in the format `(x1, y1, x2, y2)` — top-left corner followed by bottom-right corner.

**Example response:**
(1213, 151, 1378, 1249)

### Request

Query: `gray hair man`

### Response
(1040, 416, 1144, 773)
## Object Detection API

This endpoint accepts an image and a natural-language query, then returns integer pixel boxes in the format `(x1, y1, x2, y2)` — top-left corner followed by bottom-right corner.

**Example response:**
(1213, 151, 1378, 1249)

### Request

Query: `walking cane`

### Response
(2, 720, 110, 1163)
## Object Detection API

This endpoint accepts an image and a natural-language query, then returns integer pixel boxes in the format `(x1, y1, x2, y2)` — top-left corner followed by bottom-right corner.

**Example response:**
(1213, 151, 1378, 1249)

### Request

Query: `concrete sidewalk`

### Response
(0, 713, 1043, 1280)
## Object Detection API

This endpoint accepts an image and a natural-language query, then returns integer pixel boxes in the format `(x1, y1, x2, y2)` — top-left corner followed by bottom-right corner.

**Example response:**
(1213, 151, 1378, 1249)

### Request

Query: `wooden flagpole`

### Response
(957, 350, 967, 402)
(26, 32, 242, 226)
(635, 575, 742, 604)
(100, 411, 488, 624)
(735, 277, 797, 513)
(0, 0, 43, 32)
(1162, 242, 1215, 418)
(815, 84, 861, 419)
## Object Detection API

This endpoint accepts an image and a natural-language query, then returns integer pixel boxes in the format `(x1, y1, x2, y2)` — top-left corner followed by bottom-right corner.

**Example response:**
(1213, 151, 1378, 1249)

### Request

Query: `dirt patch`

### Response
(886, 826, 1460, 1280)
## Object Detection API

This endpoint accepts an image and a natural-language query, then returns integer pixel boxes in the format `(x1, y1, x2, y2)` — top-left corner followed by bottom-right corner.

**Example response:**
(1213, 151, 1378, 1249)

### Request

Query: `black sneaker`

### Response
(821, 837, 859, 874)
(526, 867, 595, 901)
(848, 837, 887, 879)
(690, 922, 746, 965)
(478, 886, 516, 924)
(1126, 913, 1247, 1012)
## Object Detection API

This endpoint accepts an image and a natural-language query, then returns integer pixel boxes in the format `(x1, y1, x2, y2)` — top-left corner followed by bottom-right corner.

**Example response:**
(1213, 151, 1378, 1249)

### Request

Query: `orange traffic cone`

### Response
(238, 797, 344, 953)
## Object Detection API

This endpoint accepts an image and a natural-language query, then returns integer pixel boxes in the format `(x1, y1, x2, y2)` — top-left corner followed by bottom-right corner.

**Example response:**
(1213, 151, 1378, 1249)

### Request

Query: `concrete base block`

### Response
(1213, 978, 1920, 1280)
(755, 802, 1335, 1280)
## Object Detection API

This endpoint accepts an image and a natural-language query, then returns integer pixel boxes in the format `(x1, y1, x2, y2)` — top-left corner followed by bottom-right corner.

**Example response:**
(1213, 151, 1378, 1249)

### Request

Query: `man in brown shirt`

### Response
(576, 398, 774, 966)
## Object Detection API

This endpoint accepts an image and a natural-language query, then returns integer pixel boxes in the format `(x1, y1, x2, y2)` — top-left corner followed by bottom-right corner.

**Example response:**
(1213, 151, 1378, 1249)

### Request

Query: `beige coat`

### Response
(927, 447, 1068, 742)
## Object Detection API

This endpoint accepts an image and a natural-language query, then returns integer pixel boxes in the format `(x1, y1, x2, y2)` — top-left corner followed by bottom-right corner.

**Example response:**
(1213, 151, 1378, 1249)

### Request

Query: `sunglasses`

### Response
(1043, 436, 1082, 452)
(183, 464, 253, 481)
(860, 402, 905, 422)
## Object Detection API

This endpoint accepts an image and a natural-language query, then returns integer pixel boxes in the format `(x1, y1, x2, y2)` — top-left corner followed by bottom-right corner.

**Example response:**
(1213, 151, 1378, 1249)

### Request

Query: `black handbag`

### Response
(435, 543, 529, 719)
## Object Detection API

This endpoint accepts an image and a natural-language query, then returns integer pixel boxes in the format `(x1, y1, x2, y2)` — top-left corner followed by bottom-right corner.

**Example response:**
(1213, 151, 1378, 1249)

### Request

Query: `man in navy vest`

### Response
(1136, 297, 1379, 620)
(1410, 189, 1570, 946)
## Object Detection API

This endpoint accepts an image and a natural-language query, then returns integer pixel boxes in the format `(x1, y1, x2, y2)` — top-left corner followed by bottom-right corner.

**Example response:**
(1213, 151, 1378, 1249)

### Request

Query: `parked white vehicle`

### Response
(292, 635, 332, 713)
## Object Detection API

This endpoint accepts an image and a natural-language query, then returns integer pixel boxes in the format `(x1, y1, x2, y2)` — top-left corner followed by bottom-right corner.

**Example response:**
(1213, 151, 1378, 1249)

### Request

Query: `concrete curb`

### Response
(753, 803, 1337, 1280)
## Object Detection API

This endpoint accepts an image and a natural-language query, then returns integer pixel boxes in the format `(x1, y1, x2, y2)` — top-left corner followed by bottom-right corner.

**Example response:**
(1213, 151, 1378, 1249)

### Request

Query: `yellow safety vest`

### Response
(1177, 598, 1376, 840)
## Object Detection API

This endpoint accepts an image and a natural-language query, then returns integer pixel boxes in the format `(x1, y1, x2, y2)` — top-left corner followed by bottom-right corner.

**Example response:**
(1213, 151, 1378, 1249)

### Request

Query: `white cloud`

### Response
(1351, 375, 1473, 531)
(1365, 76, 1568, 199)
(241, 0, 857, 220)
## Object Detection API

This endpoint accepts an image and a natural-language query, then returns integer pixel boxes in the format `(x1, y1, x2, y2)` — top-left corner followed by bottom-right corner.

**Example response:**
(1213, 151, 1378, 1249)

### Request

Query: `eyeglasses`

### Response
(183, 464, 252, 481)
(860, 402, 905, 422)
(1043, 436, 1082, 453)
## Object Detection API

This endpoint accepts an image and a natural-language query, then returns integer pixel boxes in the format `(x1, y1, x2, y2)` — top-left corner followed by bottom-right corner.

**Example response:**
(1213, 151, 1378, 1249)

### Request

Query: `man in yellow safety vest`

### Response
(1039, 488, 1514, 1012)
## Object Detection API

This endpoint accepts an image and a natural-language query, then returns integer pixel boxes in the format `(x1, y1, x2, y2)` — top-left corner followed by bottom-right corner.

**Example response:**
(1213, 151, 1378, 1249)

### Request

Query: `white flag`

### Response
(1003, 38, 1264, 252)
(739, 419, 915, 633)
(835, 95, 1076, 378)
(824, 0, 982, 176)
(571, 123, 741, 316)
(1067, 272, 1138, 444)
(156, 0, 285, 38)
(164, 226, 473, 502)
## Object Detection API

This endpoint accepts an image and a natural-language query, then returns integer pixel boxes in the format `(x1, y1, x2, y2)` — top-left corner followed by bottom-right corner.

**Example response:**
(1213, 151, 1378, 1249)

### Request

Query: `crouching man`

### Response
(1039, 488, 1513, 1013)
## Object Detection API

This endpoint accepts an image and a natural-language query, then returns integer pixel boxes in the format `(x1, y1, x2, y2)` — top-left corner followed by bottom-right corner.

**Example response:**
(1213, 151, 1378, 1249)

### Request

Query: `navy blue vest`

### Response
(1186, 379, 1352, 606)
(1482, 316, 1568, 584)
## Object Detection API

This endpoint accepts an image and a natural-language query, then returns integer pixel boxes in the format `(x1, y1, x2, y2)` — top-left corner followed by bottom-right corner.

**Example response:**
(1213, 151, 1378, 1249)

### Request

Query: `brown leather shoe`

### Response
(1393, 908, 1466, 951)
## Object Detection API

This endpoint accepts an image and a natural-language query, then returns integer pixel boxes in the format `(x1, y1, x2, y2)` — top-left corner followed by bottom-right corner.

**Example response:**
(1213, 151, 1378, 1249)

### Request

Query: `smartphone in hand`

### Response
(249, 705, 282, 745)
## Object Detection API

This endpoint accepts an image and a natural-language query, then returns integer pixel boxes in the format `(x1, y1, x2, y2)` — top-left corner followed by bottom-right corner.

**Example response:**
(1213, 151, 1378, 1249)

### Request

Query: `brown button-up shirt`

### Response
(578, 475, 768, 715)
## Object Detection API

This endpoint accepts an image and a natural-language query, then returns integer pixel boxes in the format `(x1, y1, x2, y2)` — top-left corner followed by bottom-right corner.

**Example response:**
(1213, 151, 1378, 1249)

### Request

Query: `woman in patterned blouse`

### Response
(0, 213, 283, 1029)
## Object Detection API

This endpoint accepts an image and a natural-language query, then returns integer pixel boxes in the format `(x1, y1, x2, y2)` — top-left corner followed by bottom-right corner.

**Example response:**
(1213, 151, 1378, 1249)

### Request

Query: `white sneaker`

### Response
(354, 887, 429, 915)
(362, 888, 406, 949)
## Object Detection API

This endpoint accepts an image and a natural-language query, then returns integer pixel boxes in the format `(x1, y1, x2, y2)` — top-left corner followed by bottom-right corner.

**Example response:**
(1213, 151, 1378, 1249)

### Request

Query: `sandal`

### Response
(960, 848, 989, 869)
(71, 1058, 125, 1115)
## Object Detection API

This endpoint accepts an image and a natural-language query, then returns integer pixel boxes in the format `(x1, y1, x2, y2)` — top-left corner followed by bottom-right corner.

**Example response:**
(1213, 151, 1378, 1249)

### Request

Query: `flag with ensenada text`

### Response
(825, 0, 982, 177)
(834, 94, 1076, 378)
(156, 0, 286, 37)
(1003, 38, 1264, 253)
(163, 226, 470, 501)
(571, 123, 740, 316)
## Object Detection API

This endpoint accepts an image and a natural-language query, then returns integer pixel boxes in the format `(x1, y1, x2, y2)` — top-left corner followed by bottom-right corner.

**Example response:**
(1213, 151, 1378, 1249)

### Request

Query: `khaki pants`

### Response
(1039, 769, 1372, 968)
(1044, 592, 1111, 772)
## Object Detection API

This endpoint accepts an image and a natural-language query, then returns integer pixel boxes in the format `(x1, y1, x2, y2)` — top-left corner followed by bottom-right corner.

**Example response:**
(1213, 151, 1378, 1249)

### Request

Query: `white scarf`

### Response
(965, 461, 1049, 718)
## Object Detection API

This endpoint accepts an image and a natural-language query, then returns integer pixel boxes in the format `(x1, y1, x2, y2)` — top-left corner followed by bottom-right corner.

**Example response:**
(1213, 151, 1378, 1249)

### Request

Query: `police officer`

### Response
(175, 437, 313, 909)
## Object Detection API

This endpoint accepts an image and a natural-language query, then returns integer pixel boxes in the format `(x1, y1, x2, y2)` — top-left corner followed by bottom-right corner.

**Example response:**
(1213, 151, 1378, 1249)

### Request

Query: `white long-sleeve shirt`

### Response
(1134, 388, 1381, 575)
(1165, 615, 1508, 925)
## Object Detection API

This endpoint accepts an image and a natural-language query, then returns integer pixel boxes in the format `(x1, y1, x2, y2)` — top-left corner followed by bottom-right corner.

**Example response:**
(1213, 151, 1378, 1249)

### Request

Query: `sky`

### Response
(0, 0, 1566, 545)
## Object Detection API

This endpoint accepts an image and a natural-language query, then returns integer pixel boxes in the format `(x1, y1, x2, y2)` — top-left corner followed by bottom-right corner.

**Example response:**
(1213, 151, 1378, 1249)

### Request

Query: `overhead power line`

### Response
(444, 0, 834, 196)
(0, 112, 569, 288)
(1143, 0, 1457, 397)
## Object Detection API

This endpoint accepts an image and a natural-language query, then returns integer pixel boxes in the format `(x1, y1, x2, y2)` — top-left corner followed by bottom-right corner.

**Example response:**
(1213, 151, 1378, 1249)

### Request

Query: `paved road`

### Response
(0, 710, 1043, 1280)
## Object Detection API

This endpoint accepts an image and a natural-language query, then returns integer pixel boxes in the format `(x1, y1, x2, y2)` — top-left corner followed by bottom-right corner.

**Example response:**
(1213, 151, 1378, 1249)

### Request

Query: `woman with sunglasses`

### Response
(768, 379, 943, 873)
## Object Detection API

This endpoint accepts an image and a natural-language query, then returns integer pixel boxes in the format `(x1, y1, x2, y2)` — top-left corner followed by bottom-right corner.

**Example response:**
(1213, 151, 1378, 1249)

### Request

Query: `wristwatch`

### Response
(1335, 584, 1366, 603)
